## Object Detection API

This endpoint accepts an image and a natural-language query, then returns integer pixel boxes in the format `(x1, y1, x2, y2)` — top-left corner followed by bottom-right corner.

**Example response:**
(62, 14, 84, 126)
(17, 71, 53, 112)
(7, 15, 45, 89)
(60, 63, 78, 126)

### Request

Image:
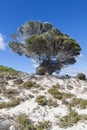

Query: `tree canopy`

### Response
(8, 20, 81, 75)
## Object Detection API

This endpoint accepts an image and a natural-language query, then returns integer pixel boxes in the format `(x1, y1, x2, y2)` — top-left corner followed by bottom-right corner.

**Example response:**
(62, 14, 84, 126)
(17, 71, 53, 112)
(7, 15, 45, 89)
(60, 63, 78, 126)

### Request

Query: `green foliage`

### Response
(36, 95, 47, 106)
(8, 20, 81, 75)
(3, 88, 19, 98)
(59, 109, 80, 128)
(48, 86, 74, 100)
(14, 111, 87, 130)
(77, 73, 86, 80)
(70, 98, 87, 109)
(14, 113, 51, 130)
(0, 65, 17, 72)
(15, 113, 35, 130)
(48, 86, 62, 99)
(15, 113, 31, 125)
(23, 81, 39, 89)
(0, 98, 22, 109)
(37, 120, 51, 129)
(26, 35, 47, 55)
(13, 79, 23, 85)
(36, 94, 58, 107)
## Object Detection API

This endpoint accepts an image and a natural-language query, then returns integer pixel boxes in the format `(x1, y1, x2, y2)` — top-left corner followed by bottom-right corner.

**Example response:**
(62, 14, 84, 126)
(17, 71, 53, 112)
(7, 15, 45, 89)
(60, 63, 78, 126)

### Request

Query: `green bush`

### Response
(3, 88, 19, 98)
(14, 79, 23, 85)
(37, 120, 50, 129)
(15, 113, 30, 124)
(63, 92, 74, 99)
(14, 113, 51, 130)
(59, 109, 80, 128)
(70, 98, 87, 109)
(23, 81, 39, 89)
(59, 108, 87, 128)
(48, 86, 74, 100)
(0, 65, 17, 72)
(48, 86, 62, 99)
(36, 95, 58, 107)
(36, 95, 47, 106)
(77, 73, 86, 80)
(14, 113, 35, 130)
(0, 98, 22, 109)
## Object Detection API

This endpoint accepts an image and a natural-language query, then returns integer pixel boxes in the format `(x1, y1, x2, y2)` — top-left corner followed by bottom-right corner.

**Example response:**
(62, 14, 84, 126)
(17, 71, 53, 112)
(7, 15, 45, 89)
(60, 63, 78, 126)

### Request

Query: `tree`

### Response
(8, 20, 81, 75)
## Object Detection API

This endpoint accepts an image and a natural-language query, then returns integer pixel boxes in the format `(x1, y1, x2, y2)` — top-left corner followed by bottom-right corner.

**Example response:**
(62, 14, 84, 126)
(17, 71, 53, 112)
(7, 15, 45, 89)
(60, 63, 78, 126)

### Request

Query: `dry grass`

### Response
(70, 98, 87, 109)
(0, 98, 23, 109)
(58, 109, 81, 128)
(14, 113, 51, 130)
(13, 79, 23, 85)
(2, 88, 19, 98)
(59, 108, 87, 128)
(36, 95, 47, 106)
(23, 81, 40, 89)
(48, 86, 74, 100)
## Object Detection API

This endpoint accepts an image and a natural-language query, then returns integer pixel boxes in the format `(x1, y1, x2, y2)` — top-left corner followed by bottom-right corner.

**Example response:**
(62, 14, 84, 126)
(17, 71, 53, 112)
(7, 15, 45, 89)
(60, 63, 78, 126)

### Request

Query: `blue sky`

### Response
(0, 0, 87, 76)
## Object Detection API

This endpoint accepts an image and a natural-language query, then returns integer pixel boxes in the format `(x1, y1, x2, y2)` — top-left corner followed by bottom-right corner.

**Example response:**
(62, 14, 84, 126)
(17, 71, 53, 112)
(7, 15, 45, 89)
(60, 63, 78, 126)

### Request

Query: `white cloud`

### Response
(60, 65, 87, 76)
(0, 33, 6, 50)
(32, 59, 39, 68)
(33, 63, 39, 68)
(75, 53, 83, 63)
(79, 53, 83, 58)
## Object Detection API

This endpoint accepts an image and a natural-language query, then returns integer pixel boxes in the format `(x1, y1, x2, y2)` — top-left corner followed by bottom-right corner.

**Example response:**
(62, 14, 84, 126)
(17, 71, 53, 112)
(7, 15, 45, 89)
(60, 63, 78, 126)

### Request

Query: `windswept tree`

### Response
(8, 20, 81, 75)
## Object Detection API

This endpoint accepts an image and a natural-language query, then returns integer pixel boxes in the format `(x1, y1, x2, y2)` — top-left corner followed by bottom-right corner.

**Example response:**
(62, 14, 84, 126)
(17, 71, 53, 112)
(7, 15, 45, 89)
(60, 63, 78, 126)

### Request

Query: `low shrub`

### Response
(63, 92, 74, 99)
(48, 86, 62, 99)
(13, 79, 23, 85)
(0, 65, 17, 73)
(70, 98, 87, 109)
(36, 95, 58, 107)
(14, 113, 35, 130)
(59, 109, 80, 128)
(36, 95, 47, 106)
(37, 120, 51, 129)
(0, 98, 22, 109)
(77, 73, 86, 80)
(48, 86, 74, 100)
(14, 113, 51, 130)
(3, 88, 19, 98)
(23, 81, 39, 89)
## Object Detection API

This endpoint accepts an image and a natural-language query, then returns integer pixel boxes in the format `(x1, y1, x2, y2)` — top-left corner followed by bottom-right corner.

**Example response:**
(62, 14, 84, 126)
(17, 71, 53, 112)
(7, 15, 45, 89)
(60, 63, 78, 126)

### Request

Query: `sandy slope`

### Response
(0, 72, 87, 130)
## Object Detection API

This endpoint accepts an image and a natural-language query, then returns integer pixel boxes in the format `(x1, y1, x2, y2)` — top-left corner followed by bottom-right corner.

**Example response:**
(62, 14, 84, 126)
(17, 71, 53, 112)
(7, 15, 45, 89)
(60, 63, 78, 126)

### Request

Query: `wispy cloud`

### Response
(60, 64, 87, 76)
(79, 53, 83, 58)
(0, 33, 6, 50)
(32, 59, 39, 68)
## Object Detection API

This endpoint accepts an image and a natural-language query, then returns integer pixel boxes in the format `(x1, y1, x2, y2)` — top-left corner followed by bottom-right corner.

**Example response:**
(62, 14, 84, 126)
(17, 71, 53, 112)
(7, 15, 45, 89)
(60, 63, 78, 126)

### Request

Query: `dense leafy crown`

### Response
(8, 20, 81, 74)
